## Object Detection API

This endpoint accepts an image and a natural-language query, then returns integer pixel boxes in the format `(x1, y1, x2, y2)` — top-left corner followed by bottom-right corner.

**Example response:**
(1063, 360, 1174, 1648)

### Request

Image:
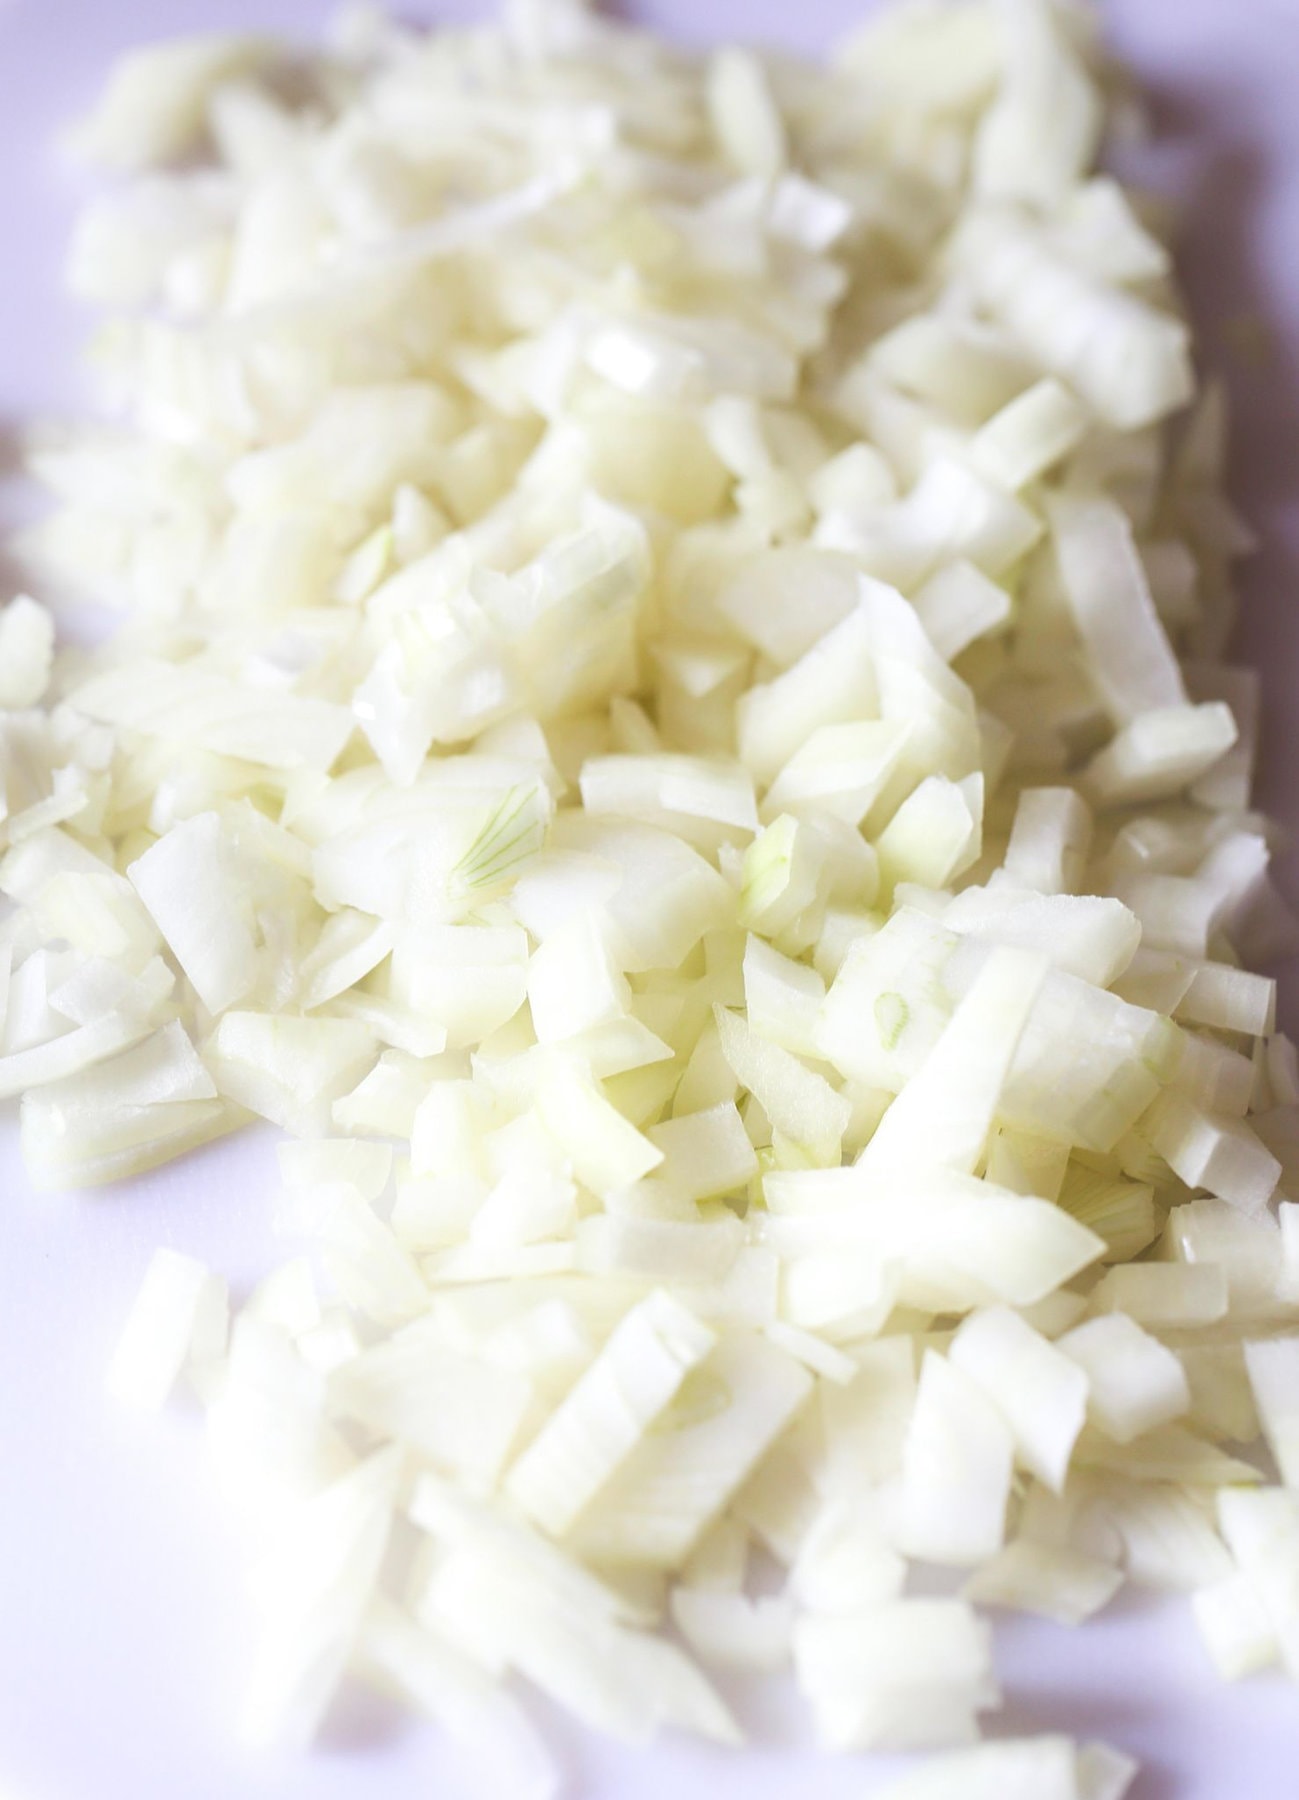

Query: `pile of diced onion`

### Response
(6, 0, 1299, 1793)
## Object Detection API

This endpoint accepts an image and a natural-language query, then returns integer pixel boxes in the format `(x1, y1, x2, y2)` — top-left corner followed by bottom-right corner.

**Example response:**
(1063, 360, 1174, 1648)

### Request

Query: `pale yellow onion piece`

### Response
(505, 1291, 717, 1536)
(16, 0, 1299, 1786)
(0, 596, 56, 709)
(107, 1247, 228, 1410)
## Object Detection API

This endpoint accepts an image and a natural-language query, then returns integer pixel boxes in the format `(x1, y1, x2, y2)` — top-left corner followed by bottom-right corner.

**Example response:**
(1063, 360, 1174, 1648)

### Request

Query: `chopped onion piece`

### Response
(359, 1599, 560, 1800)
(912, 560, 1012, 662)
(569, 1333, 813, 1569)
(331, 1323, 530, 1488)
(793, 1598, 996, 1752)
(0, 596, 56, 710)
(107, 1247, 228, 1410)
(715, 1004, 850, 1166)
(857, 945, 1046, 1180)
(1191, 1572, 1279, 1682)
(897, 1351, 1015, 1567)
(1058, 1314, 1190, 1445)
(242, 1446, 403, 1747)
(950, 1306, 1088, 1493)
(1141, 1092, 1281, 1217)
(505, 1291, 716, 1535)
(1243, 1337, 1299, 1490)
(708, 48, 787, 180)
(68, 34, 272, 171)
(963, 1538, 1122, 1627)
(1048, 495, 1186, 724)
(646, 1102, 759, 1202)
(669, 1587, 793, 1673)
(1090, 1262, 1228, 1330)
(1082, 703, 1237, 809)
(970, 379, 1088, 492)
(128, 813, 259, 1015)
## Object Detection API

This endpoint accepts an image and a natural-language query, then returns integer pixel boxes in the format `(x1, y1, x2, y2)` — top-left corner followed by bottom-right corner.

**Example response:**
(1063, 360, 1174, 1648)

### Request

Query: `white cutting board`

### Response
(1, 2, 1298, 1796)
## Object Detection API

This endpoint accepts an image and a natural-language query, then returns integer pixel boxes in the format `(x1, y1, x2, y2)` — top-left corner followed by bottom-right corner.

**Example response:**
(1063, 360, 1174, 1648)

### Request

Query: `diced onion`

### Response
(23, 0, 1299, 1788)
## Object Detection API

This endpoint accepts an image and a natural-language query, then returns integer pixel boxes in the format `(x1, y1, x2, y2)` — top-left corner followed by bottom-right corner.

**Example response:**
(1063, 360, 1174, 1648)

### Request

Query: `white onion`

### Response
(5, 0, 1288, 1788)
